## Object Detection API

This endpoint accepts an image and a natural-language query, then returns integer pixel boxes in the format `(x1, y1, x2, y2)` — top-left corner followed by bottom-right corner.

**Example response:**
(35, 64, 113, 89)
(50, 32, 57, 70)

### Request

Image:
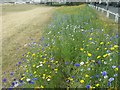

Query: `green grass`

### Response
(2, 4, 119, 88)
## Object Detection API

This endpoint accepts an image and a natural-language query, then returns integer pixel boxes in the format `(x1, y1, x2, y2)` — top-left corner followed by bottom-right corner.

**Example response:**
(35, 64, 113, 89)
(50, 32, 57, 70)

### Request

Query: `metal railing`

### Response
(88, 4, 120, 23)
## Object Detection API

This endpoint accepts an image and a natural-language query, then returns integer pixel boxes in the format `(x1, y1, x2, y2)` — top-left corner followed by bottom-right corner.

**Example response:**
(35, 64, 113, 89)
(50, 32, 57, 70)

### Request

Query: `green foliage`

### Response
(21, 5, 119, 88)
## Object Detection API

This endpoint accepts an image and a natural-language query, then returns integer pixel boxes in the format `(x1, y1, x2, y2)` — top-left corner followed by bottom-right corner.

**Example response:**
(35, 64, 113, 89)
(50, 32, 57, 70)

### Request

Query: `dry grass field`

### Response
(2, 4, 55, 73)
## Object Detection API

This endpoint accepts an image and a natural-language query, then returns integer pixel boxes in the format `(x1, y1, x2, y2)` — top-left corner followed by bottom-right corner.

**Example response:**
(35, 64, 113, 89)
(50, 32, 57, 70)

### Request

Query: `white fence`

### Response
(88, 4, 120, 23)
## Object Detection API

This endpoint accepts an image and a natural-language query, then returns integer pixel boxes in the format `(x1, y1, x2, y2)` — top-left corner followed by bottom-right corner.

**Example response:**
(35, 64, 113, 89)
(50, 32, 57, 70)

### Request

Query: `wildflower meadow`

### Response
(2, 4, 119, 89)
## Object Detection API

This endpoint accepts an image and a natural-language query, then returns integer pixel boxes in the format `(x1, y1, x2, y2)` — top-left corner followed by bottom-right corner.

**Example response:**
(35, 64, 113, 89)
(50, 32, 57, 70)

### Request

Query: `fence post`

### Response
(115, 13, 119, 23)
(106, 10, 109, 18)
(102, 8, 104, 13)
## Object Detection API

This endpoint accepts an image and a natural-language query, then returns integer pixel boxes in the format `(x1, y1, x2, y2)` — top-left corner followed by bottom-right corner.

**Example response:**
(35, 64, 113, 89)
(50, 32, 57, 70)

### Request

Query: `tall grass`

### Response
(2, 5, 119, 88)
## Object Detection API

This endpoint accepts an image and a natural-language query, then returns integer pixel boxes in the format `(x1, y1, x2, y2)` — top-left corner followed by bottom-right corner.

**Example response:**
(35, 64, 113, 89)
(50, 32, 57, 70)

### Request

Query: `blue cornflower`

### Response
(108, 82, 111, 86)
(11, 82, 15, 86)
(28, 81, 34, 84)
(108, 77, 114, 82)
(10, 72, 14, 76)
(112, 65, 116, 69)
(74, 63, 80, 67)
(65, 62, 69, 65)
(118, 65, 120, 69)
(2, 78, 6, 82)
(19, 80, 23, 83)
(29, 74, 32, 76)
(116, 34, 118, 38)
(114, 74, 118, 77)
(91, 76, 94, 78)
(86, 85, 90, 89)
(42, 56, 44, 58)
(96, 75, 99, 78)
(102, 71, 107, 76)
(18, 62, 21, 65)
(32, 78, 37, 81)
(72, 76, 74, 78)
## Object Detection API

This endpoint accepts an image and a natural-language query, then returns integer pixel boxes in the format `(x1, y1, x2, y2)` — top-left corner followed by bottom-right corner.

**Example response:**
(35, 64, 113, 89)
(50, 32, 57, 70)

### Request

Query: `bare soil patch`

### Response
(2, 6, 55, 72)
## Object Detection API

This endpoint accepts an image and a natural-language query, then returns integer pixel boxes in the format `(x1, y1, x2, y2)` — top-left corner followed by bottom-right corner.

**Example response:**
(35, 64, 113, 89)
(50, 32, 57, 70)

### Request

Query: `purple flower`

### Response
(96, 75, 99, 78)
(86, 85, 90, 89)
(118, 65, 120, 69)
(108, 77, 114, 82)
(72, 76, 74, 78)
(116, 34, 118, 38)
(29, 74, 32, 76)
(112, 65, 116, 69)
(10, 72, 14, 76)
(19, 80, 23, 83)
(42, 56, 44, 58)
(11, 82, 15, 86)
(91, 76, 94, 78)
(32, 78, 37, 81)
(65, 62, 69, 65)
(66, 80, 70, 83)
(102, 71, 107, 76)
(18, 62, 21, 65)
(2, 78, 6, 82)
(74, 63, 80, 67)
(28, 81, 34, 84)
(114, 74, 118, 77)
(108, 82, 111, 86)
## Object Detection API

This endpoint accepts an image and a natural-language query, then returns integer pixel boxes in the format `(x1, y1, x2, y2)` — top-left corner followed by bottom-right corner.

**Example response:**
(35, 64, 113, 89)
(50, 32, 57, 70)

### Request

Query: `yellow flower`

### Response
(43, 60, 46, 64)
(43, 74, 46, 76)
(100, 42, 104, 45)
(96, 84, 100, 87)
(89, 38, 92, 40)
(110, 47, 115, 50)
(40, 85, 44, 88)
(114, 45, 119, 48)
(80, 80, 84, 83)
(107, 42, 110, 44)
(35, 86, 40, 88)
(104, 48, 107, 50)
(54, 68, 58, 71)
(26, 70, 28, 73)
(85, 74, 89, 78)
(47, 75, 51, 78)
(102, 60, 104, 62)
(97, 56, 101, 59)
(32, 53, 35, 57)
(55, 61, 58, 63)
(88, 53, 92, 57)
(103, 54, 108, 58)
(96, 48, 99, 50)
(27, 52, 30, 55)
(68, 77, 73, 81)
(34, 71, 36, 74)
(114, 68, 118, 71)
(33, 64, 36, 67)
(80, 48, 84, 51)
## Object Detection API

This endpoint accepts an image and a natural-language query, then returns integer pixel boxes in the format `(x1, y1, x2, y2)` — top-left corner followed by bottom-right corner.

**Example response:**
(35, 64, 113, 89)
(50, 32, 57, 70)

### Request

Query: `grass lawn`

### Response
(2, 4, 119, 88)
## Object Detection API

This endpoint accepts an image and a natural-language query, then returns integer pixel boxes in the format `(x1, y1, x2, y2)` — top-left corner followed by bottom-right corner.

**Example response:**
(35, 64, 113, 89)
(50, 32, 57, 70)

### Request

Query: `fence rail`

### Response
(88, 4, 120, 23)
